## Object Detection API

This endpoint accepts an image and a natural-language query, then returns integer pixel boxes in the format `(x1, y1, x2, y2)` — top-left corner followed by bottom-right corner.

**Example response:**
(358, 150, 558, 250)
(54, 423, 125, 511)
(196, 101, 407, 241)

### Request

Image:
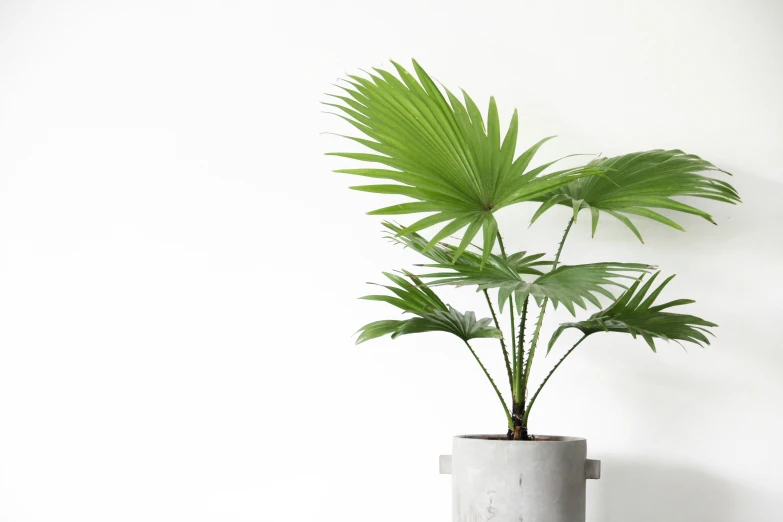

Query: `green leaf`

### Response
(529, 149, 741, 240)
(327, 60, 601, 260)
(524, 263, 652, 316)
(590, 206, 600, 237)
(383, 221, 550, 277)
(531, 194, 569, 225)
(419, 256, 652, 316)
(480, 213, 499, 268)
(392, 307, 503, 342)
(547, 272, 717, 353)
(356, 320, 404, 344)
(361, 271, 447, 316)
(355, 270, 501, 343)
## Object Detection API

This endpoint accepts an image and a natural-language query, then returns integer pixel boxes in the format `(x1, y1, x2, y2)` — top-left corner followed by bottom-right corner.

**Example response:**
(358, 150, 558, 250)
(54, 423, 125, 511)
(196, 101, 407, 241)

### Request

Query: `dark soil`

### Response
(467, 434, 541, 441)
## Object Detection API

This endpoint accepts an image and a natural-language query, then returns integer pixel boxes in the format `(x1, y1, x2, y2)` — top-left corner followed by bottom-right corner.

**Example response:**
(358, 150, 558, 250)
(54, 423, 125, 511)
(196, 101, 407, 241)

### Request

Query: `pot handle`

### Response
(441, 454, 598, 478)
(439, 455, 452, 475)
(585, 459, 601, 480)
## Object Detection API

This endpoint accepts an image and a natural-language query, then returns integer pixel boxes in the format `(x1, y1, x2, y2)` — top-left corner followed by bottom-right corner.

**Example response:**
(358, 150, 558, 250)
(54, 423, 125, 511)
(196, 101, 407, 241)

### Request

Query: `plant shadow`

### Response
(588, 460, 735, 522)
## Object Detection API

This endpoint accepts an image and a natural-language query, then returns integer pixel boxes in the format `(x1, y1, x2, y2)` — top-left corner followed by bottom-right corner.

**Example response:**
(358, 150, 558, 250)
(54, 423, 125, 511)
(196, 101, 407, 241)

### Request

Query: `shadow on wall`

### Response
(583, 174, 783, 522)
(590, 460, 735, 522)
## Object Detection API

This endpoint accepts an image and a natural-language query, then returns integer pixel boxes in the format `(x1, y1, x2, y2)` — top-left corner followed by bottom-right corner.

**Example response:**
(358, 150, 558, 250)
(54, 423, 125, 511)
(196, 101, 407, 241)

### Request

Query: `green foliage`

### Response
(356, 272, 501, 344)
(326, 59, 603, 265)
(385, 221, 551, 300)
(354, 320, 406, 345)
(394, 307, 503, 341)
(360, 270, 447, 315)
(327, 59, 738, 435)
(382, 223, 652, 316)
(383, 222, 550, 276)
(531, 150, 741, 241)
(547, 272, 718, 353)
(423, 260, 653, 316)
(517, 262, 654, 315)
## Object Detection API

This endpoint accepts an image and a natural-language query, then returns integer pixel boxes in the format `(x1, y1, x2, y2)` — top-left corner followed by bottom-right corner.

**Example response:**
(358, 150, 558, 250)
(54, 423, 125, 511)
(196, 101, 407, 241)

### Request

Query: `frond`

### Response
(419, 258, 652, 316)
(382, 221, 549, 275)
(327, 60, 601, 262)
(355, 271, 500, 343)
(530, 149, 740, 241)
(547, 272, 717, 352)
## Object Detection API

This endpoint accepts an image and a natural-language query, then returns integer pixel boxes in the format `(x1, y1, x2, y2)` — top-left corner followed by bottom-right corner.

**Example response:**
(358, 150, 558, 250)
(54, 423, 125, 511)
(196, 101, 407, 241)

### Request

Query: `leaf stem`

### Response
(520, 217, 574, 428)
(553, 218, 574, 268)
(522, 334, 589, 426)
(496, 232, 508, 258)
(464, 340, 513, 430)
(513, 296, 529, 404)
(483, 289, 514, 395)
(508, 294, 516, 389)
(496, 231, 517, 402)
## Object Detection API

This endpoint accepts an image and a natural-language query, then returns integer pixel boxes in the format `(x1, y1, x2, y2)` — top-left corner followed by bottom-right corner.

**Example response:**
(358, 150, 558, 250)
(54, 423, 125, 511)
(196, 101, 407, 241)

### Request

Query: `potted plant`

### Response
(325, 60, 740, 522)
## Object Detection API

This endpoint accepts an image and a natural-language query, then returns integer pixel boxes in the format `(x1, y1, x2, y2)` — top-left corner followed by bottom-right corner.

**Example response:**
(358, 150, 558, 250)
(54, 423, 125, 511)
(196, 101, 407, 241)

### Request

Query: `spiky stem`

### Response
(522, 334, 590, 426)
(514, 296, 529, 401)
(552, 218, 574, 269)
(496, 232, 508, 258)
(512, 296, 530, 440)
(496, 232, 517, 399)
(483, 289, 513, 395)
(508, 294, 516, 382)
(464, 340, 513, 430)
(520, 218, 574, 432)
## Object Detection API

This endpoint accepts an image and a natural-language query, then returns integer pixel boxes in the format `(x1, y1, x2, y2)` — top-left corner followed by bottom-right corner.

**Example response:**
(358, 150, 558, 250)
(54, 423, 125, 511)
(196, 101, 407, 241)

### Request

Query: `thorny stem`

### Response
(552, 218, 574, 269)
(496, 232, 508, 258)
(483, 289, 513, 395)
(464, 340, 513, 430)
(522, 334, 590, 426)
(496, 231, 517, 400)
(497, 231, 517, 401)
(508, 294, 516, 385)
(520, 218, 574, 432)
(513, 296, 529, 404)
(522, 307, 546, 405)
(512, 296, 530, 440)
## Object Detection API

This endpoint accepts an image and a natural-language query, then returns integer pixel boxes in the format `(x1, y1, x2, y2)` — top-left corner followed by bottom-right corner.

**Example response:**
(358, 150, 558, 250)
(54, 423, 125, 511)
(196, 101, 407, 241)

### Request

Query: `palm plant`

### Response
(326, 60, 740, 440)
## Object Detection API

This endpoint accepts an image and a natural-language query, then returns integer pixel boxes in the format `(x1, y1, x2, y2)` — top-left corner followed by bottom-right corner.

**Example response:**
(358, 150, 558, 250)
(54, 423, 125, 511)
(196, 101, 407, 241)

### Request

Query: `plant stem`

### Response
(508, 294, 516, 388)
(512, 296, 529, 440)
(496, 231, 517, 401)
(483, 289, 513, 395)
(520, 218, 574, 431)
(513, 296, 529, 404)
(464, 340, 513, 430)
(522, 334, 590, 426)
(552, 218, 574, 269)
(496, 232, 508, 258)
(522, 306, 546, 403)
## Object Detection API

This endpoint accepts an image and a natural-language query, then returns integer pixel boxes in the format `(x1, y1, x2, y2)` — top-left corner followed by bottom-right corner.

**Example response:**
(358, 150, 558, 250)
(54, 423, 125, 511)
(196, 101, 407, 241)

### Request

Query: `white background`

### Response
(1, 1, 782, 521)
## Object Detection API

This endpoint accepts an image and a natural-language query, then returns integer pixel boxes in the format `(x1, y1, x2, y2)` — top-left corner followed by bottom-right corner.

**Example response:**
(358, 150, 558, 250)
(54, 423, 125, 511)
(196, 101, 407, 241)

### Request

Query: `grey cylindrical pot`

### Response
(440, 435, 600, 522)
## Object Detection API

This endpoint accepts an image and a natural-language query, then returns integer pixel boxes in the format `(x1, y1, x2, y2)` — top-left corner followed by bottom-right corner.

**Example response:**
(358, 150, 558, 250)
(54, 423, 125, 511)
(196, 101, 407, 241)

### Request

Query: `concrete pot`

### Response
(440, 435, 600, 522)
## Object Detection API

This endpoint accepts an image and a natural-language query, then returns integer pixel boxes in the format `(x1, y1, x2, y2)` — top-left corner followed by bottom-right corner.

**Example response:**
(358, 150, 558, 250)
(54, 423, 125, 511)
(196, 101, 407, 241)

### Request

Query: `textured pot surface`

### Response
(441, 435, 600, 522)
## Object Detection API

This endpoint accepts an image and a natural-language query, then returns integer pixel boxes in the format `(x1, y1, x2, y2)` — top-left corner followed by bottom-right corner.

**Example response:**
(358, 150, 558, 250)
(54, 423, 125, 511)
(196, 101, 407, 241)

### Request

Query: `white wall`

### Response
(1, 1, 781, 521)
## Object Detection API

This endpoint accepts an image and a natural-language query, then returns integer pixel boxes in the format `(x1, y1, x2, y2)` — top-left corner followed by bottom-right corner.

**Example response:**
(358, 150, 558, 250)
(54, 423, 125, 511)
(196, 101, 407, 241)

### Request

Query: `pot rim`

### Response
(456, 434, 586, 443)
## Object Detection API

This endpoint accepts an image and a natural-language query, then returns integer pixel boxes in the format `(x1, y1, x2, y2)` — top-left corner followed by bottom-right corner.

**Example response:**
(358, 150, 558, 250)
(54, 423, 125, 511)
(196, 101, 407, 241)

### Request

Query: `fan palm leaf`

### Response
(326, 59, 605, 264)
(392, 307, 503, 341)
(419, 258, 653, 316)
(530, 150, 741, 241)
(547, 272, 717, 352)
(383, 221, 550, 276)
(355, 271, 500, 344)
